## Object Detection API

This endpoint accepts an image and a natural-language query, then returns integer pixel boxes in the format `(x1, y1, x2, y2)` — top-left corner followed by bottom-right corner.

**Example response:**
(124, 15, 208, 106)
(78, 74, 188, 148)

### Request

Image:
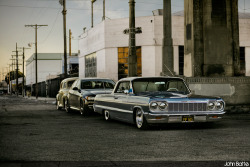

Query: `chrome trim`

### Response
(94, 105, 133, 113)
(95, 99, 149, 106)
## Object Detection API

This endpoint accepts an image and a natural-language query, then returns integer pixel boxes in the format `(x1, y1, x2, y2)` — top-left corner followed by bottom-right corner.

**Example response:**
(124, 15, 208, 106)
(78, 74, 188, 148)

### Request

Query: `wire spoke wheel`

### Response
(135, 108, 148, 129)
(104, 110, 111, 121)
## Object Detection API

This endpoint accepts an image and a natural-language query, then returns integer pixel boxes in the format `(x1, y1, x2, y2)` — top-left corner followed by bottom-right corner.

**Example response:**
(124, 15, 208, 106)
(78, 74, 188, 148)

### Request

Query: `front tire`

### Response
(65, 100, 71, 113)
(135, 108, 148, 130)
(80, 100, 87, 116)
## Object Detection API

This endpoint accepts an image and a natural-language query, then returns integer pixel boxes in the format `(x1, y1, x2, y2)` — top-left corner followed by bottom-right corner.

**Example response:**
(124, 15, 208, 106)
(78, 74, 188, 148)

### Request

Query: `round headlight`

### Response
(208, 102, 215, 110)
(216, 101, 224, 110)
(159, 102, 168, 110)
(150, 102, 158, 110)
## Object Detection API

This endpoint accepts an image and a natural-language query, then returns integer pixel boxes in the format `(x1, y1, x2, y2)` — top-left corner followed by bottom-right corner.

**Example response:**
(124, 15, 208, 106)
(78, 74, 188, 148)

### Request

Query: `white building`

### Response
(26, 53, 63, 85)
(26, 53, 79, 86)
(78, 11, 250, 81)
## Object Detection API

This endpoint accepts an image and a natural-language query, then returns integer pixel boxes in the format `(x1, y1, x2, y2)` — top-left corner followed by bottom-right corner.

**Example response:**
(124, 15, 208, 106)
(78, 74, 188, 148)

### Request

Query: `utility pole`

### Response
(7, 64, 11, 94)
(10, 57, 22, 94)
(10, 58, 14, 94)
(25, 24, 48, 99)
(16, 43, 19, 96)
(162, 0, 174, 76)
(102, 0, 105, 21)
(69, 29, 72, 57)
(128, 0, 137, 77)
(12, 43, 21, 96)
(59, 0, 67, 78)
(18, 47, 30, 97)
(91, 0, 96, 28)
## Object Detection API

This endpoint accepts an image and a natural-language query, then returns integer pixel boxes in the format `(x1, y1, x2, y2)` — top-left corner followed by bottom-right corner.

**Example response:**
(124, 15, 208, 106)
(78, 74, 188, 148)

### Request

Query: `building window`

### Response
(240, 47, 245, 76)
(179, 46, 184, 75)
(118, 47, 141, 80)
(85, 53, 96, 77)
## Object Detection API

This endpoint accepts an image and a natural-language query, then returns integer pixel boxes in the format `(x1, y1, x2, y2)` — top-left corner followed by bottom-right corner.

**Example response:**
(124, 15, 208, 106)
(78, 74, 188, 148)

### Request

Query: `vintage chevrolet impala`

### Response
(93, 77, 226, 129)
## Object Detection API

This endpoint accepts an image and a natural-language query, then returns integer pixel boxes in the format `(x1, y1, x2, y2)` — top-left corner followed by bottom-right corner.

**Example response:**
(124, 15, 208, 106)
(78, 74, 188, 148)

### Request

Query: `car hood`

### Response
(82, 89, 113, 96)
(137, 92, 221, 100)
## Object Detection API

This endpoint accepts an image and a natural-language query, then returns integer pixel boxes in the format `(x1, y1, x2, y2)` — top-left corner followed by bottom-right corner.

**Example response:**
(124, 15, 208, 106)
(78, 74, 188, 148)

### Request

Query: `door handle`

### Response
(114, 97, 118, 99)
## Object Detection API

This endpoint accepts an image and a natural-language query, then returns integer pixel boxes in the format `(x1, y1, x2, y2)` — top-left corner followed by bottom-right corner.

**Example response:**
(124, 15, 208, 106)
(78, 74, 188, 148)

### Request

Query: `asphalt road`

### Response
(0, 95, 250, 164)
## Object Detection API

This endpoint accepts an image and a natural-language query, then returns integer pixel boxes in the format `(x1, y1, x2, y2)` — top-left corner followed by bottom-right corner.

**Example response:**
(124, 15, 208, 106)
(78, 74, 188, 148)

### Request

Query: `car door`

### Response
(58, 81, 65, 105)
(71, 80, 80, 108)
(110, 81, 131, 121)
(68, 79, 78, 108)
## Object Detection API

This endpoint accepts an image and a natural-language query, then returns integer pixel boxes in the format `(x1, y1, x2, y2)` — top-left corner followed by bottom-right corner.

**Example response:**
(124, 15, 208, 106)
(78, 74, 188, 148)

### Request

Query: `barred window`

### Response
(85, 53, 97, 77)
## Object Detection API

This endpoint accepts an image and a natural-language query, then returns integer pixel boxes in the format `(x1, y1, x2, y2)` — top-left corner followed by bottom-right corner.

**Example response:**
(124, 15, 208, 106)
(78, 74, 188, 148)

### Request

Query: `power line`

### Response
(40, 9, 61, 44)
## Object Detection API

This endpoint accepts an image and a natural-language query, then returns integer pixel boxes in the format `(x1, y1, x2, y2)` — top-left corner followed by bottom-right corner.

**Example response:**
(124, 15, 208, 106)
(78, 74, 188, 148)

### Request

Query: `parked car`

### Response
(0, 91, 4, 95)
(65, 78, 115, 115)
(56, 77, 78, 110)
(94, 77, 226, 129)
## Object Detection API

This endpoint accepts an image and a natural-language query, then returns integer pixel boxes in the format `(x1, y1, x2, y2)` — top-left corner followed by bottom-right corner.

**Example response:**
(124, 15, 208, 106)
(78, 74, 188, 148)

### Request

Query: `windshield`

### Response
(81, 80, 115, 89)
(132, 78, 190, 95)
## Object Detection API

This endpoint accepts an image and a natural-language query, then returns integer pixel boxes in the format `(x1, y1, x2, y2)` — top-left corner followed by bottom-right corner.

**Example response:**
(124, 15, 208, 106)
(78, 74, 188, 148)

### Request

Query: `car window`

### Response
(81, 80, 115, 89)
(71, 79, 79, 89)
(166, 80, 188, 92)
(67, 80, 75, 88)
(115, 81, 130, 93)
(132, 78, 190, 94)
(62, 82, 67, 89)
(60, 82, 64, 89)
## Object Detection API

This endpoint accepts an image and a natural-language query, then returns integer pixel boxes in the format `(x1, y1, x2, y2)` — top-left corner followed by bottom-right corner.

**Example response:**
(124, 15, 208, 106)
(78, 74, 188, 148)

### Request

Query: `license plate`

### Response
(182, 116, 194, 122)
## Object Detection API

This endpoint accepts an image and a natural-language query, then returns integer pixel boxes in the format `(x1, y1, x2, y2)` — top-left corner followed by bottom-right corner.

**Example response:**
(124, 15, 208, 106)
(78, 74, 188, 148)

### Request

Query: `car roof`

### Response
(118, 76, 184, 82)
(79, 78, 114, 81)
(62, 77, 78, 82)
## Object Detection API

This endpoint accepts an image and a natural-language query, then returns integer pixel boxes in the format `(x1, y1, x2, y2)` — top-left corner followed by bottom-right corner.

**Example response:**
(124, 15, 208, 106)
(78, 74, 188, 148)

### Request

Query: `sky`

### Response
(0, 0, 249, 81)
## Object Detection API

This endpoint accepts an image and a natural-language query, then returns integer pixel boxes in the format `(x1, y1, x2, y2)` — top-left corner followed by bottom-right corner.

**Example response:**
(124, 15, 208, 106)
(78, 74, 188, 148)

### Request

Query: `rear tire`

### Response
(104, 110, 111, 121)
(135, 108, 148, 130)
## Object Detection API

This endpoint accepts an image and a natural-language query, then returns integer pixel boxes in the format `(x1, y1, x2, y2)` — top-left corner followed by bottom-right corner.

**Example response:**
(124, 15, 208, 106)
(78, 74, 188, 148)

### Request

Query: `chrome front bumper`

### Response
(144, 112, 225, 124)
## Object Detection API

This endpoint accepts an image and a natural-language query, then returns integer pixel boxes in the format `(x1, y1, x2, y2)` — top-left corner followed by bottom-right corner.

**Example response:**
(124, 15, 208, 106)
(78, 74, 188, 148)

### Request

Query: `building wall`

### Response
(246, 47, 250, 76)
(78, 13, 250, 80)
(239, 18, 250, 76)
(26, 60, 62, 85)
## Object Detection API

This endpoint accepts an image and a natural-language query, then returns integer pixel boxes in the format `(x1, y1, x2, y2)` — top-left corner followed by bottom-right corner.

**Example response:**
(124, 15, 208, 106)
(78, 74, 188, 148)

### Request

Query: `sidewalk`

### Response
(23, 95, 56, 104)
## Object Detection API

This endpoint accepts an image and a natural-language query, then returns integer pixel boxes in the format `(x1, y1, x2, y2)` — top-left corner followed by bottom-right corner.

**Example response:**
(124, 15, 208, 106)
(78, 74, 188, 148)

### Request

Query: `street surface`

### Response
(0, 95, 250, 164)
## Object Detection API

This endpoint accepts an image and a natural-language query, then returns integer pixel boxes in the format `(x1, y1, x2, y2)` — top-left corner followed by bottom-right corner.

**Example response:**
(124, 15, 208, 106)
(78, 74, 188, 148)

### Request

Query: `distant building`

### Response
(78, 11, 250, 81)
(26, 53, 79, 86)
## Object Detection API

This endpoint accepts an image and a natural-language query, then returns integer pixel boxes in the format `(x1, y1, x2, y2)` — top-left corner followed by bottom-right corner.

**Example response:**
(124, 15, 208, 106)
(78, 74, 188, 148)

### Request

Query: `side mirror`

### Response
(78, 89, 81, 93)
(124, 90, 129, 94)
(72, 87, 78, 91)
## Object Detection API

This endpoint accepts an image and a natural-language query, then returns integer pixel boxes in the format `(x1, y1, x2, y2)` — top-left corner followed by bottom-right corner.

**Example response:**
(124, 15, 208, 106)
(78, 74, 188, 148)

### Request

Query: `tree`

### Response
(5, 71, 24, 84)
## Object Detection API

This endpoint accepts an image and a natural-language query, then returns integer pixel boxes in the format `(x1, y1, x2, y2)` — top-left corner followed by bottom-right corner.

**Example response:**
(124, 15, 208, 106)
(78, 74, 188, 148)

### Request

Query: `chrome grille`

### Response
(168, 103, 207, 112)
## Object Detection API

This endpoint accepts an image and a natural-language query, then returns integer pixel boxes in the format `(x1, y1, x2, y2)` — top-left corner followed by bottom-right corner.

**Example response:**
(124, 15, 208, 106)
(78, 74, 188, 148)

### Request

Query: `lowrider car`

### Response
(56, 77, 78, 110)
(65, 78, 115, 115)
(94, 77, 226, 129)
